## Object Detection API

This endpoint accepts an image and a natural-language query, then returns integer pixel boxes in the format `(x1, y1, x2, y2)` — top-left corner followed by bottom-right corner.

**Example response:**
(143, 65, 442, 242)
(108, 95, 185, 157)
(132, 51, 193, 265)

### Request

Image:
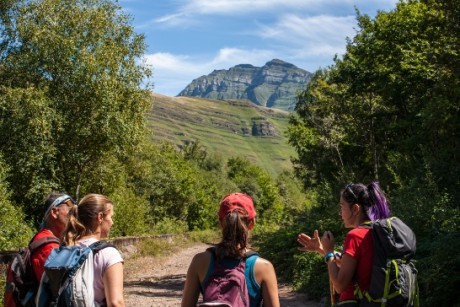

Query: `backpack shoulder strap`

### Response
(29, 236, 60, 253)
(244, 250, 259, 259)
(205, 246, 217, 255)
(358, 220, 373, 229)
(206, 247, 259, 260)
(88, 240, 116, 255)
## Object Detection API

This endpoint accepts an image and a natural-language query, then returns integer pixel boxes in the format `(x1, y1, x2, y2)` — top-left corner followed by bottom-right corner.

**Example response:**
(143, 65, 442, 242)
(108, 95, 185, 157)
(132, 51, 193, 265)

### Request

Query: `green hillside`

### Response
(147, 93, 296, 175)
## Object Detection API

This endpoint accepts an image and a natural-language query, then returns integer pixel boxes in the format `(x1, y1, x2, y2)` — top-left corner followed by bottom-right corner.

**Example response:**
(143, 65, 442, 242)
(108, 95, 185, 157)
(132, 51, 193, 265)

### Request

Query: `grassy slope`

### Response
(147, 93, 297, 176)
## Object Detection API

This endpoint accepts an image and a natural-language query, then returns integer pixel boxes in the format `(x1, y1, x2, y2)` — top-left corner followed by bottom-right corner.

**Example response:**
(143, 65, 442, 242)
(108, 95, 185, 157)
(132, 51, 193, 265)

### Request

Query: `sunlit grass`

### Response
(147, 94, 296, 176)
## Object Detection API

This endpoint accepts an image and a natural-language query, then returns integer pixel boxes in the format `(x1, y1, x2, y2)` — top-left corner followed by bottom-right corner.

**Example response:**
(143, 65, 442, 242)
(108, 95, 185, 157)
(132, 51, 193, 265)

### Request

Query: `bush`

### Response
(110, 185, 149, 237)
(0, 158, 34, 251)
(151, 217, 188, 235)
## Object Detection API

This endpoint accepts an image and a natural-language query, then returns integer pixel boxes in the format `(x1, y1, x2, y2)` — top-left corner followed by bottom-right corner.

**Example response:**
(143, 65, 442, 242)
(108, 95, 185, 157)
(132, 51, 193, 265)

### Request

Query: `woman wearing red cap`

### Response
(182, 193, 280, 307)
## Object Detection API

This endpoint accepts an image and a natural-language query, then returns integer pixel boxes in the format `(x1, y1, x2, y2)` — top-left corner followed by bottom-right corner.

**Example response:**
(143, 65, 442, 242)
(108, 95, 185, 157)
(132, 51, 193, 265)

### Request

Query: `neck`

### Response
(45, 224, 63, 239)
(80, 232, 101, 240)
(352, 214, 369, 228)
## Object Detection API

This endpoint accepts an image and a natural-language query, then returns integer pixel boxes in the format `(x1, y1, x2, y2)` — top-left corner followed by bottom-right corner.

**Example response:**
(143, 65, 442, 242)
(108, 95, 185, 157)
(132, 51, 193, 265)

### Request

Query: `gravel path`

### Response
(123, 243, 321, 306)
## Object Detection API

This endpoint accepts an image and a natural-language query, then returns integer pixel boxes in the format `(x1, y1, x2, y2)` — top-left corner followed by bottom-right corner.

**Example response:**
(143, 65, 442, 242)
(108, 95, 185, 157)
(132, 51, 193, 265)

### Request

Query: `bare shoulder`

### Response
(253, 257, 277, 286)
(192, 250, 212, 263)
(188, 249, 212, 282)
(255, 257, 275, 267)
(254, 257, 275, 275)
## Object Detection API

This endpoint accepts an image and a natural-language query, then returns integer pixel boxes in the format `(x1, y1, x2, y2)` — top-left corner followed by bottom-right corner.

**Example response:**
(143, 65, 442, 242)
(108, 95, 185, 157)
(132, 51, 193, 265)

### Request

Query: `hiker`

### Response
(32, 193, 76, 286)
(62, 193, 125, 307)
(181, 192, 280, 307)
(3, 193, 74, 306)
(297, 182, 390, 305)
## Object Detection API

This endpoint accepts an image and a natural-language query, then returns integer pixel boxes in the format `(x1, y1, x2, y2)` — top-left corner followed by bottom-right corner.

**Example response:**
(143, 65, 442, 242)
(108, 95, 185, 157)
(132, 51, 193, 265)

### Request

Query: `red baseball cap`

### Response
(218, 193, 256, 220)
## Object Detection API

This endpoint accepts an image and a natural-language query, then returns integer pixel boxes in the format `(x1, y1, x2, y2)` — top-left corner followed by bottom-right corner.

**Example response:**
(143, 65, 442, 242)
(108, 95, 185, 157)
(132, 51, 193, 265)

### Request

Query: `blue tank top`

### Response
(200, 252, 262, 307)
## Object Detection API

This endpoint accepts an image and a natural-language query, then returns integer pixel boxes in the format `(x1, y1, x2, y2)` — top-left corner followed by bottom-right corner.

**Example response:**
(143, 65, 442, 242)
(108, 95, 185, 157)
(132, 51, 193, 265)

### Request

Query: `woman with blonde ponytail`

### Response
(63, 194, 125, 307)
(182, 193, 280, 307)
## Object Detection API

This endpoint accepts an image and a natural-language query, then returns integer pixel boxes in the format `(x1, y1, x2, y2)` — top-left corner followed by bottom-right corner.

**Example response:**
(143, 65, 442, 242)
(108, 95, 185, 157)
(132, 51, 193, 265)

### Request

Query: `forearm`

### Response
(325, 258, 342, 292)
(325, 253, 355, 293)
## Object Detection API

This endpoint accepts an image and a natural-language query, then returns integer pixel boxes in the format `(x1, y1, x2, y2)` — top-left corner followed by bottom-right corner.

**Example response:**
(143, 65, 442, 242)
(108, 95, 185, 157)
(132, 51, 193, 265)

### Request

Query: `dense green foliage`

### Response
(269, 1, 459, 305)
(0, 156, 33, 250)
(0, 5, 298, 306)
(0, 0, 151, 223)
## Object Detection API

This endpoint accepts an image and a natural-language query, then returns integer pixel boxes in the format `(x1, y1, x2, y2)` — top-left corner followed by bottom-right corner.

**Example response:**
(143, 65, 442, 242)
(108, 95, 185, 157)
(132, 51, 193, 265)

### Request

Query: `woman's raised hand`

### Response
(297, 229, 325, 256)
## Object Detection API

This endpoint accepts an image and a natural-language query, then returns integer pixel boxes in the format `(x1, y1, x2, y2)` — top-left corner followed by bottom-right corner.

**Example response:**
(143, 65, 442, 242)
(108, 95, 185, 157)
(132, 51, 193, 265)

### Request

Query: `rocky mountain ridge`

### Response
(177, 59, 312, 111)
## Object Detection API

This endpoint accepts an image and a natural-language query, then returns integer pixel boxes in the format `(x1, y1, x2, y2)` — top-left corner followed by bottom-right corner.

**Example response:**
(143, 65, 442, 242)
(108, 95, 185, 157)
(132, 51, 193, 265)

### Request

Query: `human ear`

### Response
(50, 207, 60, 219)
(352, 203, 360, 215)
(97, 212, 104, 223)
(248, 218, 255, 230)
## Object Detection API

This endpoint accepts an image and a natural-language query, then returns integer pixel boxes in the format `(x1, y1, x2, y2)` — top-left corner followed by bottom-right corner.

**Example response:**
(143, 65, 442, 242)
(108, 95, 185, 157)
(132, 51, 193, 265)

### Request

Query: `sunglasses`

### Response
(50, 195, 76, 209)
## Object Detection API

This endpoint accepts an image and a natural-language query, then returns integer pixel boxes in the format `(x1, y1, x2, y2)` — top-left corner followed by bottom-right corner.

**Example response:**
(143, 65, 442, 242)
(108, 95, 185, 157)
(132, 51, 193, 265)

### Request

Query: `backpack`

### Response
(355, 217, 419, 307)
(4, 235, 60, 307)
(36, 240, 114, 307)
(199, 247, 259, 307)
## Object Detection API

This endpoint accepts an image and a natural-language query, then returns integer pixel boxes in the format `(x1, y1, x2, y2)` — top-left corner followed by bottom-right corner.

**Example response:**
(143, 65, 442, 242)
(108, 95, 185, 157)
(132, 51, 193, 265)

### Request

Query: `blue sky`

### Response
(118, 0, 398, 96)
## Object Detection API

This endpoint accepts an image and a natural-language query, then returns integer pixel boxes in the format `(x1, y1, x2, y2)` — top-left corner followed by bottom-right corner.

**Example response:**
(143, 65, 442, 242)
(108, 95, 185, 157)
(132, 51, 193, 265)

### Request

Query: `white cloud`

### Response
(152, 0, 398, 30)
(179, 0, 398, 15)
(258, 14, 356, 57)
(210, 48, 275, 68)
(182, 0, 305, 14)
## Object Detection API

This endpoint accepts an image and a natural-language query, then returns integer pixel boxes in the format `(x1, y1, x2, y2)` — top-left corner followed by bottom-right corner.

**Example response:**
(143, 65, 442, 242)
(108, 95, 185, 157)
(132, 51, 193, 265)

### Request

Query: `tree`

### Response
(227, 157, 283, 224)
(290, 1, 460, 197)
(0, 155, 33, 251)
(288, 1, 459, 305)
(0, 0, 151, 221)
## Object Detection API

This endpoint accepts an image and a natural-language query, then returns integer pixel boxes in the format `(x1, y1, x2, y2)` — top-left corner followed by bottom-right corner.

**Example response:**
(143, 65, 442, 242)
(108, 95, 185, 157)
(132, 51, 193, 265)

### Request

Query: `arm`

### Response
(321, 231, 356, 293)
(325, 254, 357, 293)
(103, 262, 125, 307)
(181, 254, 204, 307)
(255, 258, 280, 307)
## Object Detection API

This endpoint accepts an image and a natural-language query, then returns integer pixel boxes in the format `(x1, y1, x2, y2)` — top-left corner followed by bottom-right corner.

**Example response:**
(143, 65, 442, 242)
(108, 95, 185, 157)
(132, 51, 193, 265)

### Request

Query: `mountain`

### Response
(148, 93, 296, 175)
(177, 59, 312, 111)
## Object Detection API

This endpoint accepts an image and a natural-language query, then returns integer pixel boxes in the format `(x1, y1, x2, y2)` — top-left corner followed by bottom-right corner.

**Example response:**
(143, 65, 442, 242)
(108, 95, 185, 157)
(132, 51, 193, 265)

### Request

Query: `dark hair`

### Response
(43, 192, 67, 213)
(216, 210, 251, 259)
(62, 194, 112, 245)
(341, 182, 390, 220)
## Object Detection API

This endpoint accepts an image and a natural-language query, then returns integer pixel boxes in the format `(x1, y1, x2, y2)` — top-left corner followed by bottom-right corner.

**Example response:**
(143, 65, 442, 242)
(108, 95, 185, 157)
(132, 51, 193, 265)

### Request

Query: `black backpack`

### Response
(355, 217, 419, 307)
(4, 235, 60, 307)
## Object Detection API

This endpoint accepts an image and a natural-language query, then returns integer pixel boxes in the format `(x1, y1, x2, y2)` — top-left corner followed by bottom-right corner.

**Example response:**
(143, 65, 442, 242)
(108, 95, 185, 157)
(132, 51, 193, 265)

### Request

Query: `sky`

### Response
(118, 0, 399, 97)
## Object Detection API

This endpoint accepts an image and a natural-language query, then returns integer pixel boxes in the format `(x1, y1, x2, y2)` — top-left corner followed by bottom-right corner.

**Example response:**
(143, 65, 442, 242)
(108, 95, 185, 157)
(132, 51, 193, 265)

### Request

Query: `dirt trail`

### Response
(123, 242, 321, 307)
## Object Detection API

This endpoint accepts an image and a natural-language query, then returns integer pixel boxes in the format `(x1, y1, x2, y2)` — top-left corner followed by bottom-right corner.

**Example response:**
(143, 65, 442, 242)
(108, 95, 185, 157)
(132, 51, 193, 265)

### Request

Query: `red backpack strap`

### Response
(29, 236, 61, 253)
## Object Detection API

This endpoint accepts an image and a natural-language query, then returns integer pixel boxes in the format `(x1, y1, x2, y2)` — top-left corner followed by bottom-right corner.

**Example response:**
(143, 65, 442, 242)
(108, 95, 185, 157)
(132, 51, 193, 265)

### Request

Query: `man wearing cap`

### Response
(31, 192, 75, 282)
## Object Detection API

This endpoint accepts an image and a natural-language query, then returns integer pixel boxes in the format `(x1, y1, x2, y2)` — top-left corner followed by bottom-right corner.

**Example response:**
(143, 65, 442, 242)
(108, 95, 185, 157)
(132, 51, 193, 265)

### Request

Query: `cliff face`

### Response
(177, 59, 312, 111)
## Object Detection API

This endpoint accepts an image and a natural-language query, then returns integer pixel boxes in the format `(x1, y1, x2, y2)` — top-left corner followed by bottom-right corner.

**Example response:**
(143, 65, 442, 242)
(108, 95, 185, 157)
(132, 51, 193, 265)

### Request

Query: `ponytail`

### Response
(62, 206, 87, 245)
(216, 210, 251, 259)
(366, 182, 390, 220)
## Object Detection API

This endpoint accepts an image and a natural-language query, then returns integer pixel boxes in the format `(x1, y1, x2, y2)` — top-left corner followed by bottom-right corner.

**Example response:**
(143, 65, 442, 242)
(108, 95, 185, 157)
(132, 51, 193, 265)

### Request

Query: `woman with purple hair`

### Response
(297, 182, 390, 306)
